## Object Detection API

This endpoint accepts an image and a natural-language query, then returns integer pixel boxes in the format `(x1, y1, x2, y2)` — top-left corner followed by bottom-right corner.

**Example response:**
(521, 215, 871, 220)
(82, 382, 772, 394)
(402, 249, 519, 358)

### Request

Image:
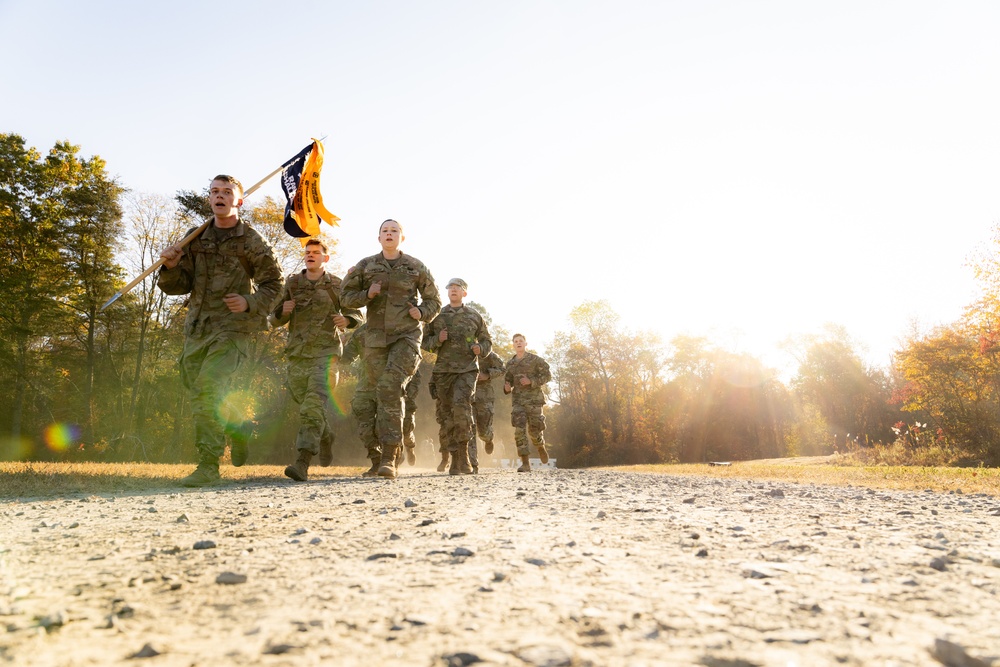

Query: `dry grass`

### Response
(608, 455, 1000, 496)
(0, 462, 361, 500)
(3, 458, 999, 499)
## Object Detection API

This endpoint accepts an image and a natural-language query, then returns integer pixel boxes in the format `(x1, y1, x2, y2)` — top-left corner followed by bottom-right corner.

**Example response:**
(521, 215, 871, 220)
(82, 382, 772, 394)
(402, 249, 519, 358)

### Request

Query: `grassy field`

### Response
(1, 457, 998, 498)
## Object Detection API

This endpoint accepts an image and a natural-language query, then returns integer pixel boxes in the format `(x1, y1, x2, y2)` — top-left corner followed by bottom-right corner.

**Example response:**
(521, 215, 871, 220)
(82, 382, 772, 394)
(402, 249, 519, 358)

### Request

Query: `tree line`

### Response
(3, 134, 999, 467)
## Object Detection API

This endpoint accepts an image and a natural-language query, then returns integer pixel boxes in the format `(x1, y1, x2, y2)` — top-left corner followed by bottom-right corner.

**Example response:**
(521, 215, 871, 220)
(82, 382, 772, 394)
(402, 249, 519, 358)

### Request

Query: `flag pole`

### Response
(99, 162, 286, 312)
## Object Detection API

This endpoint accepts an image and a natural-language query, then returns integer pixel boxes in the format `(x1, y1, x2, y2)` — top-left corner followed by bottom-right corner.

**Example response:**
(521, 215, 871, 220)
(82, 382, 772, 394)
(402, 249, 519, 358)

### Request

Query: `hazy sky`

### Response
(3, 1, 998, 373)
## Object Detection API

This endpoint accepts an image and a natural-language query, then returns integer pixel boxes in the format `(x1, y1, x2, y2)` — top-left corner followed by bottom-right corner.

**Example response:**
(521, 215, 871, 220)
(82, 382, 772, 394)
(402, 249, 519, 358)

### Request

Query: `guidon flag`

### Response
(280, 139, 340, 241)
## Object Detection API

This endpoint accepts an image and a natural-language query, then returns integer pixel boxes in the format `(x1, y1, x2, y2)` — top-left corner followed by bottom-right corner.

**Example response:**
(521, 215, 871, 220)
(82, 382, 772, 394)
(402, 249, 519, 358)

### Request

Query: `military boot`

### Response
(517, 454, 531, 473)
(436, 451, 449, 472)
(181, 460, 220, 487)
(378, 447, 399, 479)
(537, 444, 549, 465)
(229, 421, 252, 467)
(450, 447, 473, 475)
(484, 440, 494, 455)
(318, 431, 334, 467)
(405, 445, 416, 466)
(284, 449, 312, 482)
(394, 446, 405, 468)
(361, 457, 380, 478)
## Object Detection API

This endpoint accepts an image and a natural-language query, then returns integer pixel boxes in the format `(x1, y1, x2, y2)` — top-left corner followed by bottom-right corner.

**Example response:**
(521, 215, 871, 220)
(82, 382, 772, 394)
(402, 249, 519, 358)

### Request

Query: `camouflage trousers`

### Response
(351, 382, 378, 461)
(472, 391, 496, 443)
(402, 371, 420, 449)
(179, 330, 248, 462)
(287, 355, 337, 455)
(511, 400, 546, 457)
(433, 371, 477, 454)
(362, 338, 421, 453)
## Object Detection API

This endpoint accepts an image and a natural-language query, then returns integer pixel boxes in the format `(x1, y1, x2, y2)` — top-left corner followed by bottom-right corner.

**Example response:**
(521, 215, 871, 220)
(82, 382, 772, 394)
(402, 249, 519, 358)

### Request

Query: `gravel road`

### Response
(2, 467, 999, 666)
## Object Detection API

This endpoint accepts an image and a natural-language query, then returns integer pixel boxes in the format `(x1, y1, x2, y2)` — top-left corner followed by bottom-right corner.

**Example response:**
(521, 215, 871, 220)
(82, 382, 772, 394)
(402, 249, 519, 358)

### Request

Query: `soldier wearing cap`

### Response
(421, 277, 492, 474)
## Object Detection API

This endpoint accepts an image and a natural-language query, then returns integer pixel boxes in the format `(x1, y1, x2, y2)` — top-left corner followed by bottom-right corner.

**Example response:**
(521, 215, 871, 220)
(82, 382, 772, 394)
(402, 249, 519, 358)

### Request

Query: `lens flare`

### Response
(43, 423, 79, 452)
(217, 390, 255, 428)
(325, 357, 349, 416)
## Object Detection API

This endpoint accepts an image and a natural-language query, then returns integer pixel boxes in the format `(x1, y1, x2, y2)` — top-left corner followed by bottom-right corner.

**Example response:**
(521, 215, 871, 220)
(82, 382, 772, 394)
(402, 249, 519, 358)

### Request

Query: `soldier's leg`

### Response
(371, 339, 419, 478)
(474, 397, 496, 455)
(527, 404, 549, 464)
(450, 372, 477, 474)
(511, 402, 531, 472)
(284, 358, 330, 481)
(180, 333, 245, 486)
(352, 388, 379, 477)
(433, 378, 452, 472)
(402, 374, 418, 465)
(318, 358, 338, 466)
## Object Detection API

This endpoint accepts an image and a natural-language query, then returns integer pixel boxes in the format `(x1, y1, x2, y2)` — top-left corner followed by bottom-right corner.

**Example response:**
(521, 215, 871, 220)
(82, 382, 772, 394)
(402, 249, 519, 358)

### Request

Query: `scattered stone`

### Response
(389, 533, 401, 540)
(215, 572, 247, 585)
(128, 643, 161, 659)
(596, 511, 607, 518)
(516, 644, 573, 667)
(453, 547, 475, 557)
(367, 553, 397, 561)
(404, 499, 417, 508)
(443, 651, 482, 666)
(193, 540, 216, 550)
(696, 548, 709, 558)
(291, 528, 308, 536)
(525, 557, 547, 567)
(263, 643, 297, 655)
(930, 557, 948, 572)
(309, 537, 322, 545)
(176, 514, 189, 523)
(931, 637, 995, 667)
(768, 489, 785, 498)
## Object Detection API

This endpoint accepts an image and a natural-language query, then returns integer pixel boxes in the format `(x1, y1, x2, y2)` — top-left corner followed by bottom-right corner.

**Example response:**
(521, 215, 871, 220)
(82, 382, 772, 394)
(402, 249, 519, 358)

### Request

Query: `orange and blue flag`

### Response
(280, 139, 339, 240)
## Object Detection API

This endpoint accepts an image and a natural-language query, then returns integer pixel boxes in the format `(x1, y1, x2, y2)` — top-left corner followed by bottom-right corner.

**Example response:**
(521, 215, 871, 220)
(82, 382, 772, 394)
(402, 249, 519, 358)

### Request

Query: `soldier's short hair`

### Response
(305, 238, 329, 253)
(513, 333, 526, 342)
(380, 218, 403, 234)
(211, 174, 244, 197)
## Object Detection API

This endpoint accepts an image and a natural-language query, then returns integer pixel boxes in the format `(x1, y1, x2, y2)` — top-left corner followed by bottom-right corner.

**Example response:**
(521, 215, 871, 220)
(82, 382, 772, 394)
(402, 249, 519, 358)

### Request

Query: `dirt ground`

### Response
(2, 465, 999, 667)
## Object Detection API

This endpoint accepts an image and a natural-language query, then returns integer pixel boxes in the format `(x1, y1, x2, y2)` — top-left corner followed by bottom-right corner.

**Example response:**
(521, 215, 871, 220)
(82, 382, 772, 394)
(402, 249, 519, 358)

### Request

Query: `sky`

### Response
(2, 0, 999, 375)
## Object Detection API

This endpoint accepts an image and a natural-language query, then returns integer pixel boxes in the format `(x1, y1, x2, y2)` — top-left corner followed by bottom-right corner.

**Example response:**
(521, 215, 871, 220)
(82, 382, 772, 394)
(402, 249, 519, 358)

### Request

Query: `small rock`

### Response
(596, 511, 607, 518)
(389, 533, 401, 540)
(404, 499, 417, 508)
(176, 514, 189, 523)
(932, 637, 994, 667)
(128, 643, 161, 659)
(292, 528, 308, 536)
(263, 644, 297, 655)
(525, 557, 547, 567)
(768, 489, 785, 498)
(453, 547, 475, 557)
(193, 540, 216, 550)
(309, 537, 322, 545)
(443, 651, 482, 666)
(696, 548, 709, 558)
(929, 557, 948, 572)
(367, 553, 397, 561)
(216, 572, 247, 585)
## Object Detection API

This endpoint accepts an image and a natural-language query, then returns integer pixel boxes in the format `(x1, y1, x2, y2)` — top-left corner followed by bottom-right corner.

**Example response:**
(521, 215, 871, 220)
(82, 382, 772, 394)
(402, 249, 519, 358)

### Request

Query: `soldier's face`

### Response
(303, 245, 328, 269)
(209, 180, 242, 217)
(379, 221, 403, 250)
(513, 336, 526, 353)
(447, 284, 466, 304)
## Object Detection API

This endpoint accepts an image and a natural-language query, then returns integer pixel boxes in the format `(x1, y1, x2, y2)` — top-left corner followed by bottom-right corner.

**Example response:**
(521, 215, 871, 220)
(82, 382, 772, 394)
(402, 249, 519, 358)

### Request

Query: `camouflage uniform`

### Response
(340, 252, 440, 469)
(504, 351, 552, 457)
(342, 324, 380, 468)
(403, 358, 425, 450)
(470, 350, 505, 453)
(157, 220, 282, 467)
(422, 305, 492, 469)
(271, 271, 363, 457)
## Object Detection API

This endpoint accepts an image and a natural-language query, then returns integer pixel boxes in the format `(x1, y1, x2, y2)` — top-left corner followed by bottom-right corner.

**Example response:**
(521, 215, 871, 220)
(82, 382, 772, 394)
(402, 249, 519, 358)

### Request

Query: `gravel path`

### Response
(2, 468, 999, 667)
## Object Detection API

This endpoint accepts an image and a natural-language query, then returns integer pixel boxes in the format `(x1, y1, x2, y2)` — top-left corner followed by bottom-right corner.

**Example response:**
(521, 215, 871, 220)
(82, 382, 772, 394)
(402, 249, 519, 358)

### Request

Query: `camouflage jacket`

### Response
(476, 351, 506, 385)
(504, 352, 552, 404)
(157, 219, 282, 336)
(340, 252, 441, 348)
(271, 270, 363, 359)
(421, 304, 492, 374)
